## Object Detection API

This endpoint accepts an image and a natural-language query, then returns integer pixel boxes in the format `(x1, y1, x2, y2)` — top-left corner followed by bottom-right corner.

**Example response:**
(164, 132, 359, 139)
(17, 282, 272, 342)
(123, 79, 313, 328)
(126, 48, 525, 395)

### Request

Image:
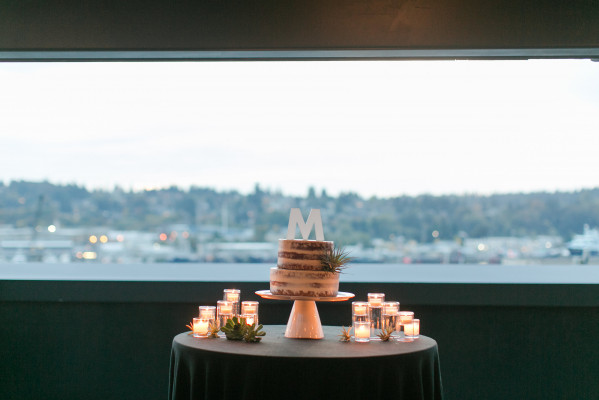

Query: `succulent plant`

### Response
(320, 247, 353, 274)
(208, 321, 220, 338)
(378, 326, 395, 342)
(220, 317, 247, 340)
(244, 322, 266, 343)
(338, 326, 352, 342)
(220, 317, 266, 342)
(185, 321, 194, 332)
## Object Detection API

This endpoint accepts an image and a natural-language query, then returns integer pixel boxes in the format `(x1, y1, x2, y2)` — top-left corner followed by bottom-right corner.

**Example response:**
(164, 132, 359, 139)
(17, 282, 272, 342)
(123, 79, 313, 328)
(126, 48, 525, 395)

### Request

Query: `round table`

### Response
(169, 325, 443, 400)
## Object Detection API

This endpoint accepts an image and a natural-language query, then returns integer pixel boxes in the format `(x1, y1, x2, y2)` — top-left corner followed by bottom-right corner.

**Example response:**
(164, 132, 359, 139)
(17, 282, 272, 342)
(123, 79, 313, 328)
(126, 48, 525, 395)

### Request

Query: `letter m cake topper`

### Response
(287, 208, 324, 241)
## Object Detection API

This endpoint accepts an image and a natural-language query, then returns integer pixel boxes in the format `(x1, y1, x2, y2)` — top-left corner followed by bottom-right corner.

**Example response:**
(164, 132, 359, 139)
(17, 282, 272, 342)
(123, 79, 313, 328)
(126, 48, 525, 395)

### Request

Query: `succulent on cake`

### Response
(320, 246, 353, 274)
(378, 326, 395, 342)
(338, 326, 352, 342)
(220, 317, 266, 342)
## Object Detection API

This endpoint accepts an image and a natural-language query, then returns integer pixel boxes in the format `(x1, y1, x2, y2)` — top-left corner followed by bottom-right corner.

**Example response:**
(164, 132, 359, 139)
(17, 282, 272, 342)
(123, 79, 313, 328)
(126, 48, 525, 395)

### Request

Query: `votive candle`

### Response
(397, 311, 415, 342)
(223, 289, 241, 315)
(242, 314, 256, 326)
(404, 321, 415, 336)
(217, 300, 233, 316)
(199, 306, 216, 319)
(223, 288, 240, 302)
(352, 301, 369, 339)
(382, 301, 399, 337)
(382, 301, 400, 315)
(398, 311, 414, 325)
(241, 301, 259, 315)
(413, 319, 420, 338)
(367, 293, 385, 307)
(354, 321, 370, 342)
(193, 317, 209, 337)
(368, 293, 385, 339)
(352, 301, 369, 316)
(404, 320, 417, 341)
(217, 300, 233, 337)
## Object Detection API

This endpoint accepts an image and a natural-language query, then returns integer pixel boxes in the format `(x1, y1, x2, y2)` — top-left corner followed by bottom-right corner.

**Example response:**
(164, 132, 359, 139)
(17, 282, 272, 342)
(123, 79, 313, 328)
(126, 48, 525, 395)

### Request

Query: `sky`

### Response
(0, 60, 598, 198)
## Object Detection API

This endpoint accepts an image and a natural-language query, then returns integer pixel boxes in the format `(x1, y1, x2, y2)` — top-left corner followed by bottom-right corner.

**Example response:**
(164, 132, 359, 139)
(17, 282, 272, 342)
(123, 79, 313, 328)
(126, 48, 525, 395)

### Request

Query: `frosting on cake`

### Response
(270, 239, 339, 297)
(277, 239, 333, 271)
(270, 267, 339, 297)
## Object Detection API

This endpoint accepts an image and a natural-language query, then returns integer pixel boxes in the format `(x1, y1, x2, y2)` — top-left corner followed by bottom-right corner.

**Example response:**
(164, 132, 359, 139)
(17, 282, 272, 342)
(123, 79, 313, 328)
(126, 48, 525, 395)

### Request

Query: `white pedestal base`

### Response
(284, 300, 324, 339)
(255, 290, 354, 340)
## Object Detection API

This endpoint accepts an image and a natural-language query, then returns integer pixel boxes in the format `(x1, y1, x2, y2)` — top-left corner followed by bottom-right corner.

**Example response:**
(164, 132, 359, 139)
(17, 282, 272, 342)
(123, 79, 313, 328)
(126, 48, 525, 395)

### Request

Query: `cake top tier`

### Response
(277, 239, 333, 271)
(278, 239, 333, 250)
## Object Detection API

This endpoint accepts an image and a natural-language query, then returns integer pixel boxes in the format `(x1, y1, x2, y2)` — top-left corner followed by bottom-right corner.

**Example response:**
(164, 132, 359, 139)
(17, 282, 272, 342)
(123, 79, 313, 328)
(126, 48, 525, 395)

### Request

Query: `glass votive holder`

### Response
(382, 301, 399, 315)
(398, 311, 414, 326)
(403, 321, 416, 341)
(223, 289, 240, 316)
(199, 306, 216, 320)
(352, 301, 369, 332)
(217, 300, 233, 318)
(382, 302, 399, 337)
(412, 319, 420, 339)
(352, 301, 369, 316)
(241, 301, 259, 315)
(241, 313, 258, 326)
(217, 300, 233, 337)
(397, 311, 415, 341)
(367, 293, 385, 307)
(354, 321, 371, 343)
(192, 317, 210, 338)
(368, 293, 385, 339)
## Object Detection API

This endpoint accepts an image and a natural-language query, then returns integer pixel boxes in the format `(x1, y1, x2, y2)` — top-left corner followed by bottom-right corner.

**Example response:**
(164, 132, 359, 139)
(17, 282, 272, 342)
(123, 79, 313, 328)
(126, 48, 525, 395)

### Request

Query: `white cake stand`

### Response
(255, 290, 355, 339)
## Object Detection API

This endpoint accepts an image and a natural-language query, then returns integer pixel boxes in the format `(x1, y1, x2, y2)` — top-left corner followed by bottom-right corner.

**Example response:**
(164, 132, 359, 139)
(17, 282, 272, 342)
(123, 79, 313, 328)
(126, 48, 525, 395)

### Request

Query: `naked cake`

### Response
(269, 239, 339, 297)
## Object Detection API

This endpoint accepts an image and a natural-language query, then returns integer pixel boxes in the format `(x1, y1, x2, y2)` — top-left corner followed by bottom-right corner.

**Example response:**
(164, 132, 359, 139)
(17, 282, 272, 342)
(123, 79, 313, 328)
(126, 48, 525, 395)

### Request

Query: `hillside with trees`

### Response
(1, 180, 598, 246)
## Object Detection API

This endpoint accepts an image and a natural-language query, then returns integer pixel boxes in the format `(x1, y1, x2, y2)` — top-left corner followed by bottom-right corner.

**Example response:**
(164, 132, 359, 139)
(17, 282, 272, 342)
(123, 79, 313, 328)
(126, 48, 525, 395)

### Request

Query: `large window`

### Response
(1, 60, 598, 264)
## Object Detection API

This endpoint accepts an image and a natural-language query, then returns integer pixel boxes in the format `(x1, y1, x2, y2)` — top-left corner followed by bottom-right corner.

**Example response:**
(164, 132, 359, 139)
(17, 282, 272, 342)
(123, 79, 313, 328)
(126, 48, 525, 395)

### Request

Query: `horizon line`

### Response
(2, 178, 599, 199)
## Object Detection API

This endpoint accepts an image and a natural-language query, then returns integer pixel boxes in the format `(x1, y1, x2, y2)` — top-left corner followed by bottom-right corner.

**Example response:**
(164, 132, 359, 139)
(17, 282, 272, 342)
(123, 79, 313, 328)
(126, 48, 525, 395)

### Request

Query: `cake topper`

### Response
(287, 208, 324, 241)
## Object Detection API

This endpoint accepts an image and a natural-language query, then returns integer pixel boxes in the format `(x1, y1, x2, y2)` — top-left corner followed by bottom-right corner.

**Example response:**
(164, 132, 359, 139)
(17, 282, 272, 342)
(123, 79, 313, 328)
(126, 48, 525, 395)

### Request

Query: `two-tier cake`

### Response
(269, 239, 339, 297)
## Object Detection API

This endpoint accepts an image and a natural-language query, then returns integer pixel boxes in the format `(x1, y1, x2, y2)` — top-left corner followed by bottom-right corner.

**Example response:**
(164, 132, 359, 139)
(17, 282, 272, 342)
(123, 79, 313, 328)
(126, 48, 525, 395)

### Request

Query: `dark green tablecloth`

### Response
(169, 325, 443, 400)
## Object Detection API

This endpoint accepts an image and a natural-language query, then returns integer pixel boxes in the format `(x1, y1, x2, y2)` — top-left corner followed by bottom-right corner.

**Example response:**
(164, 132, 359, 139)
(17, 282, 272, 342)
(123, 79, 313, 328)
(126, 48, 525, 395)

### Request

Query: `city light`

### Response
(159, 233, 167, 241)
(82, 251, 97, 260)
(89, 235, 98, 244)
(48, 225, 56, 233)
(432, 230, 439, 238)
(100, 235, 108, 243)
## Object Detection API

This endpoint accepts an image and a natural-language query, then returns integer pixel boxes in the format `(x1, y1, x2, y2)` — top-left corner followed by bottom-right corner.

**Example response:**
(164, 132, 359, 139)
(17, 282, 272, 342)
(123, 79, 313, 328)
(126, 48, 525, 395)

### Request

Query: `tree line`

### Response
(1, 180, 597, 246)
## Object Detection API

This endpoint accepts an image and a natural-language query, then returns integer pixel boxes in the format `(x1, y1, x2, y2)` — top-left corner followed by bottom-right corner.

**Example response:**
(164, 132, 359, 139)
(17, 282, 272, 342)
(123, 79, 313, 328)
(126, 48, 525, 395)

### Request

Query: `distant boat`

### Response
(567, 225, 599, 256)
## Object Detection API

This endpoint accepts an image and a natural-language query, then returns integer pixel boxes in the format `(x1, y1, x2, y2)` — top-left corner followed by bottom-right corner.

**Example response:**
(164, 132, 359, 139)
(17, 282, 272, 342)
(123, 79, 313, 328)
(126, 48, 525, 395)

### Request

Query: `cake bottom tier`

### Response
(270, 267, 339, 297)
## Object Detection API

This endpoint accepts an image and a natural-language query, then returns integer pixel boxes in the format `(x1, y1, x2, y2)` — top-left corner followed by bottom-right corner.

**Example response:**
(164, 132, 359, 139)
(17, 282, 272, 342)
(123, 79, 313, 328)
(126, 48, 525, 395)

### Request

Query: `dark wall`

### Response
(1, 281, 597, 400)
